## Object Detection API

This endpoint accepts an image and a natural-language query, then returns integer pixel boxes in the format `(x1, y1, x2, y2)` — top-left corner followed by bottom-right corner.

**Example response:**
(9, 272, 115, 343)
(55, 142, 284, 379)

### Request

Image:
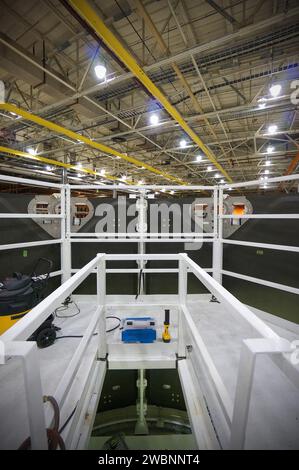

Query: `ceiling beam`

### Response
(68, 0, 233, 183)
(0, 145, 118, 181)
(134, 0, 228, 158)
(279, 150, 299, 190)
(0, 103, 186, 184)
(205, 0, 239, 25)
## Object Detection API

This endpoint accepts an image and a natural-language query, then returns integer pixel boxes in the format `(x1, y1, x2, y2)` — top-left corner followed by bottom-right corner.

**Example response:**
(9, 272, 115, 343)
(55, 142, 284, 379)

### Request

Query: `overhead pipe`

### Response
(0, 103, 187, 184)
(0, 145, 118, 182)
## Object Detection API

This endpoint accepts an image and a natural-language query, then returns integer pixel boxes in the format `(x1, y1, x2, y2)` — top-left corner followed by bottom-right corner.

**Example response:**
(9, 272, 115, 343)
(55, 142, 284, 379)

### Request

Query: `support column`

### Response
(212, 187, 223, 284)
(137, 191, 147, 294)
(135, 369, 149, 435)
(61, 184, 72, 283)
(97, 255, 107, 360)
(178, 255, 187, 358)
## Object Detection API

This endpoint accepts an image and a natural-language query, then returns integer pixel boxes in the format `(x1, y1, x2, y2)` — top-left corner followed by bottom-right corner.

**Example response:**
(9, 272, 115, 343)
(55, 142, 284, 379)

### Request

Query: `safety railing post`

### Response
(229, 341, 256, 449)
(212, 186, 223, 284)
(5, 342, 48, 449)
(97, 255, 107, 359)
(178, 254, 188, 357)
(61, 184, 72, 282)
(230, 337, 292, 449)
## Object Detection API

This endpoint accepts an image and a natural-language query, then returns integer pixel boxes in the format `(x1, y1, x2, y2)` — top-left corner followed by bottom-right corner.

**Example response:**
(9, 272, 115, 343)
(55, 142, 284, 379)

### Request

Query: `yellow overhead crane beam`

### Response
(68, 0, 233, 184)
(0, 103, 186, 185)
(0, 145, 118, 181)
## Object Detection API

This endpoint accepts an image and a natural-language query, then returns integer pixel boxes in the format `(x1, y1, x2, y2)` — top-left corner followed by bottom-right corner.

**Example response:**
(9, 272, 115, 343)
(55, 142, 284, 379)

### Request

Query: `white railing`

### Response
(0, 252, 298, 449)
(178, 253, 296, 449)
(1, 253, 106, 449)
(0, 172, 299, 449)
(0, 172, 298, 300)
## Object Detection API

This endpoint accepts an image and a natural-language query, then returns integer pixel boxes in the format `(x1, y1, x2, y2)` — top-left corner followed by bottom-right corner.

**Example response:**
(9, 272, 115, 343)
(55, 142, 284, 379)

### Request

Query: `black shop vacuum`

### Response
(0, 258, 59, 348)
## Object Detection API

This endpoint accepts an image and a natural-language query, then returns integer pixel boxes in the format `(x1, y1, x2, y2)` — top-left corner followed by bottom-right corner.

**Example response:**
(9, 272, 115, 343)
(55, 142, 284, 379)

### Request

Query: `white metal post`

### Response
(5, 342, 48, 449)
(137, 191, 147, 294)
(178, 254, 188, 357)
(61, 184, 72, 282)
(229, 341, 256, 449)
(213, 187, 218, 238)
(135, 368, 148, 434)
(230, 337, 292, 449)
(212, 186, 223, 284)
(97, 255, 107, 359)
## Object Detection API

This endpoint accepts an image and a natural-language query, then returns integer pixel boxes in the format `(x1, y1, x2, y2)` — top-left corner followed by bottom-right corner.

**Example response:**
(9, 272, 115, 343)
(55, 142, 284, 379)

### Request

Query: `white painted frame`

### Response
(1, 251, 297, 449)
(0, 172, 299, 449)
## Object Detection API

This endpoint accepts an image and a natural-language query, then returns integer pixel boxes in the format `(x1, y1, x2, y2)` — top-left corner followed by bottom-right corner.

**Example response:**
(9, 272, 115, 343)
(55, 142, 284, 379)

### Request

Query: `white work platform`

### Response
(0, 294, 298, 450)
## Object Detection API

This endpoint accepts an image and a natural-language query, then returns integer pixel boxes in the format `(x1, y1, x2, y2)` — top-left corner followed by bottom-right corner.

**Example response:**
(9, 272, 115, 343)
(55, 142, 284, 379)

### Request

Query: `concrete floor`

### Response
(0, 294, 298, 450)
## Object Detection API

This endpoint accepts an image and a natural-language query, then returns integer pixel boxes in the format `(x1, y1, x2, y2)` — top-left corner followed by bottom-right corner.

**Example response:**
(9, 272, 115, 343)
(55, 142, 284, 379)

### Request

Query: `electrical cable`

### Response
(59, 405, 77, 434)
(135, 268, 144, 300)
(55, 334, 91, 339)
(55, 316, 122, 339)
(105, 315, 121, 333)
(54, 297, 80, 318)
(18, 395, 65, 450)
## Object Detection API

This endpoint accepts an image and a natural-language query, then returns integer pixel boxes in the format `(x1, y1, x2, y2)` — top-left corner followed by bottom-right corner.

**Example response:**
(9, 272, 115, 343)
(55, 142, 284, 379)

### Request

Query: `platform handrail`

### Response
(1, 252, 298, 450)
(1, 254, 105, 342)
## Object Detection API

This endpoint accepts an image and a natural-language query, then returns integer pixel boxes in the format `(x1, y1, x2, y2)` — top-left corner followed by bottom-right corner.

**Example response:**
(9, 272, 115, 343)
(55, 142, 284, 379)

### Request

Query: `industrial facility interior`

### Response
(0, 0, 298, 452)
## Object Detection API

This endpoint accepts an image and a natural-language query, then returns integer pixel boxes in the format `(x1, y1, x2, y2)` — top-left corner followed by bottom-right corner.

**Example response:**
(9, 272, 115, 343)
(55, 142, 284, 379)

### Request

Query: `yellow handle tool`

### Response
(162, 309, 171, 343)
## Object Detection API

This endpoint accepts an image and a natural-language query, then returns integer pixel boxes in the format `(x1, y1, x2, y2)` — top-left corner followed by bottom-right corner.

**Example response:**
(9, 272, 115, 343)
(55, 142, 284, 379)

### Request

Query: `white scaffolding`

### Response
(0, 172, 298, 450)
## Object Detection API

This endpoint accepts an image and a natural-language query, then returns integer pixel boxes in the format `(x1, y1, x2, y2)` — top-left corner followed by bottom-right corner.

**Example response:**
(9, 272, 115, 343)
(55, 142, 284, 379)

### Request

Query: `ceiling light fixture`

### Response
(27, 147, 37, 155)
(94, 64, 107, 80)
(179, 139, 187, 148)
(267, 124, 278, 134)
(269, 83, 281, 98)
(267, 145, 274, 154)
(149, 113, 159, 126)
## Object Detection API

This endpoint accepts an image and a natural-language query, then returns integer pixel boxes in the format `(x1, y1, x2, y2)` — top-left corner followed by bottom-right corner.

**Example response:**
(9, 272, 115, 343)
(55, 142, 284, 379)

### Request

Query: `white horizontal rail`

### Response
(70, 232, 214, 237)
(181, 254, 280, 340)
(71, 267, 213, 274)
(49, 270, 63, 277)
(178, 359, 221, 449)
(0, 213, 63, 219)
(0, 173, 62, 188)
(0, 239, 62, 251)
(222, 269, 299, 295)
(71, 238, 213, 243)
(221, 238, 299, 253)
(181, 304, 233, 426)
(49, 306, 102, 418)
(221, 214, 299, 219)
(69, 184, 214, 190)
(106, 253, 180, 261)
(223, 173, 299, 189)
(1, 254, 104, 342)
